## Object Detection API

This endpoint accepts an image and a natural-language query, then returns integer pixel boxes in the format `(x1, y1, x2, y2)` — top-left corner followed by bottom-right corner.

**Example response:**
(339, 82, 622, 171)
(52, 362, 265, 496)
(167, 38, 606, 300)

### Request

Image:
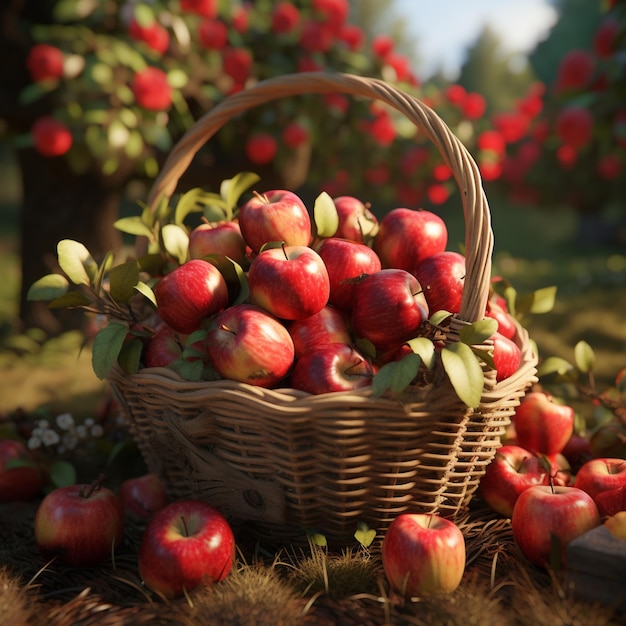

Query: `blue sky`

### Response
(393, 0, 558, 78)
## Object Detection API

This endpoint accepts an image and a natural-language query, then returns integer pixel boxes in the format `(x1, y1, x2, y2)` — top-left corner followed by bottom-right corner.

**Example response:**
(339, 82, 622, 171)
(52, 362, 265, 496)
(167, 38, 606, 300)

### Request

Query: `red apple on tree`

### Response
(332, 195, 379, 243)
(511, 484, 600, 568)
(382, 513, 466, 597)
(0, 439, 43, 503)
(373, 207, 448, 272)
(154, 259, 229, 334)
(205, 304, 294, 387)
(287, 305, 351, 360)
(248, 244, 330, 320)
(290, 342, 374, 395)
(34, 478, 125, 567)
(188, 220, 247, 265)
(513, 391, 575, 456)
(138, 500, 235, 599)
(351, 269, 429, 351)
(412, 251, 466, 316)
(119, 473, 169, 521)
(317, 237, 382, 312)
(237, 190, 311, 253)
(574, 458, 626, 504)
(479, 445, 550, 518)
(491, 331, 522, 382)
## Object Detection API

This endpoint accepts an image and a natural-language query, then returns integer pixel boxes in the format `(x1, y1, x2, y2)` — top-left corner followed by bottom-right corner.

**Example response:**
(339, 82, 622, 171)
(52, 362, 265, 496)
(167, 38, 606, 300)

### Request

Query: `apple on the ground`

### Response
(513, 391, 575, 456)
(119, 473, 169, 521)
(138, 499, 235, 599)
(479, 444, 550, 518)
(511, 484, 600, 568)
(34, 479, 125, 567)
(205, 303, 294, 387)
(382, 513, 466, 597)
(0, 438, 43, 503)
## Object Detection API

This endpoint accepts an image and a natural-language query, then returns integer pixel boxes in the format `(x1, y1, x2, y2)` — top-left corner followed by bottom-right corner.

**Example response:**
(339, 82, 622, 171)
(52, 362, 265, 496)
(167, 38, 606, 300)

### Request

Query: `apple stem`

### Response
(253, 190, 269, 204)
(80, 473, 105, 499)
(181, 516, 189, 537)
(220, 323, 236, 336)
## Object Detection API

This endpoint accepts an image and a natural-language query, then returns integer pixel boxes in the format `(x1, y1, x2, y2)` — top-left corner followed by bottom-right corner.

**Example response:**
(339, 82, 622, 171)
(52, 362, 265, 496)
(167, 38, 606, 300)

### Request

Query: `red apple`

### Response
(144, 324, 183, 368)
(412, 251, 466, 315)
(574, 458, 626, 504)
(34, 480, 125, 567)
(248, 245, 330, 320)
(238, 190, 311, 253)
(154, 259, 229, 334)
(0, 439, 43, 503)
(138, 500, 235, 599)
(479, 445, 550, 518)
(290, 342, 374, 394)
(188, 220, 247, 265)
(513, 392, 575, 456)
(317, 237, 382, 312)
(119, 473, 169, 521)
(373, 207, 448, 272)
(205, 303, 294, 387)
(332, 195, 379, 243)
(287, 305, 351, 360)
(511, 485, 600, 568)
(491, 331, 522, 382)
(595, 485, 626, 518)
(485, 298, 517, 340)
(351, 269, 429, 351)
(382, 513, 466, 597)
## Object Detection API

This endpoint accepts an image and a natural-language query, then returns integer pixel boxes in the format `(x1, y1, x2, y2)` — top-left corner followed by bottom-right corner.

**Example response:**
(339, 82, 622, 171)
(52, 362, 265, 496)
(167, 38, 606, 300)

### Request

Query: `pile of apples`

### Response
(478, 390, 626, 568)
(144, 186, 523, 394)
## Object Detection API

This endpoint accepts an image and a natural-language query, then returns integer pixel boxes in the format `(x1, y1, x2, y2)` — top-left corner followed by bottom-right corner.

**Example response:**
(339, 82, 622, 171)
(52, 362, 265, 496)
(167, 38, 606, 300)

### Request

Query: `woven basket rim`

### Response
(144, 71, 494, 324)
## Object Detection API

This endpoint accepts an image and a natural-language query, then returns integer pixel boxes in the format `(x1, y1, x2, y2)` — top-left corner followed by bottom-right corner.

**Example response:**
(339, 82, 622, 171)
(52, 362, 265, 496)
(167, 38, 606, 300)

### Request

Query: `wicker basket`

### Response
(108, 72, 538, 544)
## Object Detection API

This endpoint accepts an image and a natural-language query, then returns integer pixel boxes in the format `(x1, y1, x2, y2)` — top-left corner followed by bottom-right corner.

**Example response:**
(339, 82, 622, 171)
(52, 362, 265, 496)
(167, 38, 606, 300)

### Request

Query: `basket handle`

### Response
(146, 72, 493, 324)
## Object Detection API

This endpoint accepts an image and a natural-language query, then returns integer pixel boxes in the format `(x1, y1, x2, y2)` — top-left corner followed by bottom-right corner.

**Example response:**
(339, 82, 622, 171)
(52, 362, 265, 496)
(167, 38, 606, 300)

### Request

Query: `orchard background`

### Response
(0, 0, 624, 413)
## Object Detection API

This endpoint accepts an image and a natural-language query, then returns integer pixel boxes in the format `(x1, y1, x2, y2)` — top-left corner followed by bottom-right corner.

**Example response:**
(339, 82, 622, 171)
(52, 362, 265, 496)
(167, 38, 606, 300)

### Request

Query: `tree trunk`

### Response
(17, 149, 130, 334)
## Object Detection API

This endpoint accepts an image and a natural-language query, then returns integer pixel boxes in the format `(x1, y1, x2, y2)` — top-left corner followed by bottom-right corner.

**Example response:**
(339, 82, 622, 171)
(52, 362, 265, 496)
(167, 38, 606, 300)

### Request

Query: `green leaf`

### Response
(94, 250, 115, 296)
(502, 285, 518, 318)
(406, 337, 436, 369)
(223, 171, 260, 213)
(118, 337, 143, 375)
(175, 188, 226, 225)
(27, 274, 70, 301)
(161, 223, 189, 264)
(428, 310, 452, 327)
(170, 358, 204, 381)
(135, 281, 157, 308)
(48, 290, 92, 310)
(109, 260, 140, 302)
(354, 522, 376, 548)
(57, 239, 98, 286)
(5, 457, 38, 470)
(372, 354, 422, 396)
(441, 342, 484, 408)
(460, 318, 498, 345)
(537, 356, 575, 379)
(517, 286, 557, 316)
(91, 322, 129, 379)
(205, 255, 248, 305)
(308, 531, 327, 548)
(313, 192, 339, 238)
(114, 216, 155, 241)
(49, 460, 77, 488)
(134, 2, 155, 27)
(574, 340, 595, 374)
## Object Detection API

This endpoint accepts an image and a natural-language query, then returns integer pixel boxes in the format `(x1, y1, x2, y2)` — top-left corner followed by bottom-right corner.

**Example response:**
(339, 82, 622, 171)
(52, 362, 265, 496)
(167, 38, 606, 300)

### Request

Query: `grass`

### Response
(1, 147, 625, 415)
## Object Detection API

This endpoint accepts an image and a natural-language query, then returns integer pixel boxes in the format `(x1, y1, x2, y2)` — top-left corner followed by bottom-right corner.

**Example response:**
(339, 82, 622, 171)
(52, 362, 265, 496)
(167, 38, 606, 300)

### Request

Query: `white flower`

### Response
(37, 419, 49, 430)
(75, 425, 88, 439)
(27, 437, 42, 450)
(84, 417, 95, 428)
(41, 430, 60, 446)
(90, 424, 104, 438)
(56, 413, 74, 430)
